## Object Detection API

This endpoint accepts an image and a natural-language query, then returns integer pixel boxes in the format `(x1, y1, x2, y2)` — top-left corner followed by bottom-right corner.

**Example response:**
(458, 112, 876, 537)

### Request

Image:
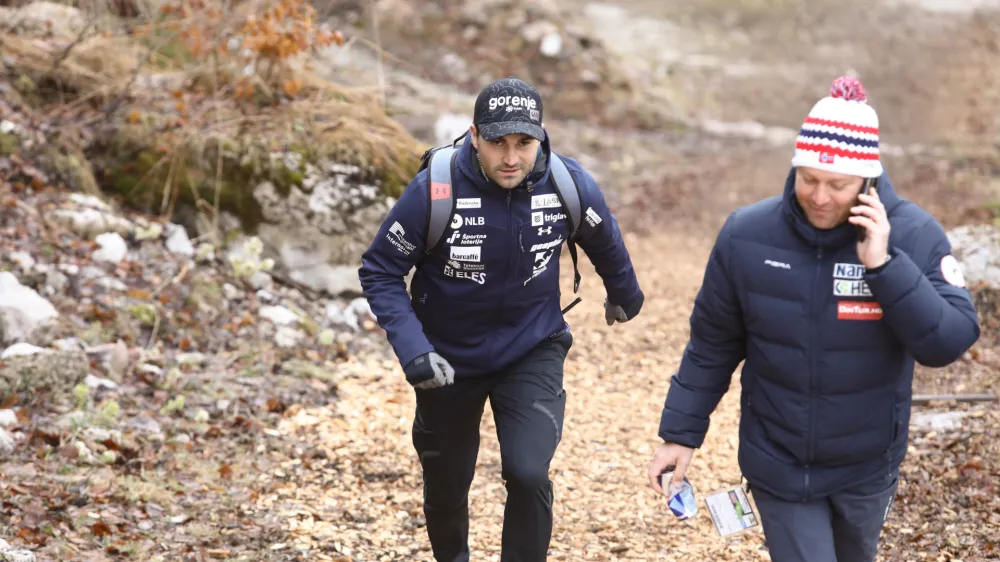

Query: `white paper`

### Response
(704, 487, 760, 536)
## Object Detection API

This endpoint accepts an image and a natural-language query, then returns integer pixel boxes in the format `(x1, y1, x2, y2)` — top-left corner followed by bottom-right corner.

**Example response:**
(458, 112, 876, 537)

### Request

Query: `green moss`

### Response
(45, 147, 101, 194)
(378, 153, 422, 199)
(0, 132, 20, 156)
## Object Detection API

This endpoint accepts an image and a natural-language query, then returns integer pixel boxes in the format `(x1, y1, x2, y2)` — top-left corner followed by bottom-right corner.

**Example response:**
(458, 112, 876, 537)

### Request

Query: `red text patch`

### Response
(837, 301, 883, 321)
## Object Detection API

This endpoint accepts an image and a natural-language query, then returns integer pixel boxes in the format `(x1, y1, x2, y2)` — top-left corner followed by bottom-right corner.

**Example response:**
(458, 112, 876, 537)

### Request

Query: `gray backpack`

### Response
(417, 142, 585, 313)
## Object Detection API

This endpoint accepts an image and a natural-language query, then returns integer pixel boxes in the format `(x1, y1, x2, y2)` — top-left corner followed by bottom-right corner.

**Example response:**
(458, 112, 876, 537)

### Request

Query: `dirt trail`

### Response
(258, 1, 1000, 560)
(274, 233, 775, 560)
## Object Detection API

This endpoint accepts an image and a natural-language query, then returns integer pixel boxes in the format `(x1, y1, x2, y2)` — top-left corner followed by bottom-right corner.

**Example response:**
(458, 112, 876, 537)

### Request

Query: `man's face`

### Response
(793, 166, 866, 230)
(469, 126, 540, 189)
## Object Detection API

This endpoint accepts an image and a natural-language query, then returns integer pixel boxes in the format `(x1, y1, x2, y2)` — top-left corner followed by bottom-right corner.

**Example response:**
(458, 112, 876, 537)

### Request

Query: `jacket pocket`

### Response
(887, 403, 899, 453)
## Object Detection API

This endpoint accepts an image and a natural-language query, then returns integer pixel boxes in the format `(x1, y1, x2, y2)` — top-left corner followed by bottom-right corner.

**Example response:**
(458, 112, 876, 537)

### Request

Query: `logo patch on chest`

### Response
(833, 263, 866, 279)
(837, 301, 883, 321)
(531, 194, 561, 209)
(833, 279, 872, 297)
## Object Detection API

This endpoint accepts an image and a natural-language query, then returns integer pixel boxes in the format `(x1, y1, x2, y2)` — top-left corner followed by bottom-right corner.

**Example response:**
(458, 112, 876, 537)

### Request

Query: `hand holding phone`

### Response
(849, 177, 892, 269)
(855, 177, 878, 242)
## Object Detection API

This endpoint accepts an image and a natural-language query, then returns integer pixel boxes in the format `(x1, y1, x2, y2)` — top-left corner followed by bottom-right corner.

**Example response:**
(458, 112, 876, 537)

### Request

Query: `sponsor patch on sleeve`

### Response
(940, 254, 966, 288)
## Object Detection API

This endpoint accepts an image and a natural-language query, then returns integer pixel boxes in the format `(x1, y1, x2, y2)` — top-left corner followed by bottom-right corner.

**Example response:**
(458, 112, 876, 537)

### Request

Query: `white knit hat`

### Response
(791, 76, 883, 178)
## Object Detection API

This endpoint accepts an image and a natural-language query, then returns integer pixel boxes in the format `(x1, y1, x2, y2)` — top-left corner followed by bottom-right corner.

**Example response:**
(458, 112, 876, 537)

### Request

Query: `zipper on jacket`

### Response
(806, 244, 823, 500)
(499, 189, 515, 319)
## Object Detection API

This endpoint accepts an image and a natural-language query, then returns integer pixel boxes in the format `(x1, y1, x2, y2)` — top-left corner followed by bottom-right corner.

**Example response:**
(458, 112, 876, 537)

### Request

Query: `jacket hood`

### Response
(781, 166, 901, 249)
(451, 129, 553, 195)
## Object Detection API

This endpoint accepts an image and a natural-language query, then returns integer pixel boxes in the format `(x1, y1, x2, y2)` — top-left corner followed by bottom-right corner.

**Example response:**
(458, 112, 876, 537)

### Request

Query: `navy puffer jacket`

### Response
(657, 169, 980, 502)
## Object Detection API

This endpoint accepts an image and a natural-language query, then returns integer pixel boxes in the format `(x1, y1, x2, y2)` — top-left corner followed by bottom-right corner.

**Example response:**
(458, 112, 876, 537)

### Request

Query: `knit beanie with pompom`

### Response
(791, 76, 883, 179)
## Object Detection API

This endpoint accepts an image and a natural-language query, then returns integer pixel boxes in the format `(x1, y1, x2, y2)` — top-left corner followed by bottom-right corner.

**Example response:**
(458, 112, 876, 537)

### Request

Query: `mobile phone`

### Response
(856, 177, 878, 242)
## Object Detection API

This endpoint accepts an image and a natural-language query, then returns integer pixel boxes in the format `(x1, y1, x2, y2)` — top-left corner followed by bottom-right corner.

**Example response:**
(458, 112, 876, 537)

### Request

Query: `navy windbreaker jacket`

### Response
(359, 133, 643, 377)
(658, 169, 980, 502)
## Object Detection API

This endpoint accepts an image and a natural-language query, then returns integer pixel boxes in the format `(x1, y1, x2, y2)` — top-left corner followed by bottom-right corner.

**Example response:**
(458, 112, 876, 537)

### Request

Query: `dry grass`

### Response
(0, 0, 425, 228)
(0, 32, 142, 104)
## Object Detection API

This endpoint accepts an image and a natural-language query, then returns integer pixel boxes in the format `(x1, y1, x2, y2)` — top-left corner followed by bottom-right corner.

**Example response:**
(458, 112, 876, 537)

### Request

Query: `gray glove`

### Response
(403, 351, 455, 389)
(604, 297, 629, 326)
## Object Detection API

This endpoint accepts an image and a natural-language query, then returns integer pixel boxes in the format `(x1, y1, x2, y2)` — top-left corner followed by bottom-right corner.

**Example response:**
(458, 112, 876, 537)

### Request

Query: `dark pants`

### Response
(411, 331, 573, 562)
(752, 468, 899, 562)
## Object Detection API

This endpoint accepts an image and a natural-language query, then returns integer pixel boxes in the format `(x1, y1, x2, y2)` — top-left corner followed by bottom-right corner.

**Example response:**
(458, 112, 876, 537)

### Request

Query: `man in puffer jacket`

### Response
(359, 76, 644, 561)
(647, 76, 980, 562)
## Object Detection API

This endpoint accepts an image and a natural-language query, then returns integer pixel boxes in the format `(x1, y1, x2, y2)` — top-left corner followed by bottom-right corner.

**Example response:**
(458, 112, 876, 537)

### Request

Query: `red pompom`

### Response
(829, 76, 867, 102)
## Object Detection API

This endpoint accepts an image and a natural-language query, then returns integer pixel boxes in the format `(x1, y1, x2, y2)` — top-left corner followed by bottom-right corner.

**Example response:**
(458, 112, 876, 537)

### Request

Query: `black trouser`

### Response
(411, 331, 573, 562)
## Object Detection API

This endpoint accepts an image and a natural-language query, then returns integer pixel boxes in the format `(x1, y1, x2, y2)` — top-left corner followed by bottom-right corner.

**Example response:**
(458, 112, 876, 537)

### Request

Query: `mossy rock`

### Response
(89, 94, 425, 235)
(0, 132, 20, 156)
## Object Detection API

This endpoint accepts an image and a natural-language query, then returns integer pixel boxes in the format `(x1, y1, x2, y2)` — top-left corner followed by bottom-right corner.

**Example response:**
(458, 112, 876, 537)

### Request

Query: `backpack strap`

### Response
(424, 146, 459, 255)
(548, 153, 583, 294)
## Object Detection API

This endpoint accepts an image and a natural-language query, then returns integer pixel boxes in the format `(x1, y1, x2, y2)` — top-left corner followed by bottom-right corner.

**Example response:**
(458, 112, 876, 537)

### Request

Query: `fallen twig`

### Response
(912, 393, 998, 405)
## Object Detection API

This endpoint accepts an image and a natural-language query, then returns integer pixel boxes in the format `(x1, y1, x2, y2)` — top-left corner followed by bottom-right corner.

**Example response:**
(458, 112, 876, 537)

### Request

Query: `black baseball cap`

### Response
(473, 77, 545, 141)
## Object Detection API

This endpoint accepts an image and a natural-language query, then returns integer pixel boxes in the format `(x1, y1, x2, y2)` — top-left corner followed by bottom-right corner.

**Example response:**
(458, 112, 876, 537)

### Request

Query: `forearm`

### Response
(657, 333, 744, 448)
(865, 248, 980, 366)
(359, 270, 434, 368)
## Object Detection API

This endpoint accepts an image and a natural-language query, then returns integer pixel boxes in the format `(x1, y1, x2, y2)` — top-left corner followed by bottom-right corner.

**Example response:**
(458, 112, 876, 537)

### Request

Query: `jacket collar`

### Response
(780, 167, 901, 250)
(452, 130, 553, 196)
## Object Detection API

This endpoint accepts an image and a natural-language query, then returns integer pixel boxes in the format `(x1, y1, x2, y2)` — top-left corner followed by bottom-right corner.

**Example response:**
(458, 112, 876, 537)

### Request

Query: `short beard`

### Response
(476, 152, 524, 189)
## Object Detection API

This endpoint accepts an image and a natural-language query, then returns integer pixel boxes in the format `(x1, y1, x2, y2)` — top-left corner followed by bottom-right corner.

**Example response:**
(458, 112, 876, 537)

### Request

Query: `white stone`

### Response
(92, 232, 128, 263)
(165, 225, 195, 256)
(0, 272, 59, 346)
(1, 342, 45, 358)
(0, 410, 18, 427)
(259, 305, 299, 326)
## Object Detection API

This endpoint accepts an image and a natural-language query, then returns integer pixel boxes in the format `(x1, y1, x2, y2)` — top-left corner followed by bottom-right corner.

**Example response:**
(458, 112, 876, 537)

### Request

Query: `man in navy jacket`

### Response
(360, 77, 644, 561)
(647, 76, 980, 562)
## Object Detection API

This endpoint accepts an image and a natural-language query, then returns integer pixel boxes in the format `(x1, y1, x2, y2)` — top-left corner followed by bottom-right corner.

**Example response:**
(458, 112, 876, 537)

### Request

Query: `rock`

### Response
(521, 19, 559, 43)
(912, 411, 969, 431)
(50, 208, 133, 239)
(128, 415, 162, 436)
(0, 427, 14, 457)
(52, 337, 84, 351)
(539, 32, 563, 57)
(7, 252, 35, 272)
(0, 348, 90, 398)
(43, 268, 69, 295)
(1, 342, 45, 359)
(435, 113, 472, 146)
(4, 1, 84, 40)
(84, 374, 119, 391)
(248, 160, 396, 297)
(260, 305, 298, 326)
(92, 232, 128, 263)
(176, 352, 206, 366)
(345, 297, 376, 331)
(325, 301, 347, 326)
(275, 326, 304, 347)
(0, 272, 59, 346)
(249, 271, 273, 291)
(0, 410, 18, 427)
(947, 224, 1000, 288)
(165, 224, 195, 256)
(282, 260, 363, 297)
(222, 283, 242, 301)
(134, 221, 164, 241)
(318, 329, 335, 346)
(69, 193, 111, 211)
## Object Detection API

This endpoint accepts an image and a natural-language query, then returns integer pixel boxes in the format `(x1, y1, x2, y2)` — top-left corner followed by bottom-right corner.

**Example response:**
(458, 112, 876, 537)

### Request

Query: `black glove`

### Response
(604, 290, 644, 326)
(403, 351, 455, 389)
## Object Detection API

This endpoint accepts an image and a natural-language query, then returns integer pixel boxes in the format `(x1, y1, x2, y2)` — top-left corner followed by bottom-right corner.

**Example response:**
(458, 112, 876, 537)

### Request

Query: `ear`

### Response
(469, 125, 479, 150)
